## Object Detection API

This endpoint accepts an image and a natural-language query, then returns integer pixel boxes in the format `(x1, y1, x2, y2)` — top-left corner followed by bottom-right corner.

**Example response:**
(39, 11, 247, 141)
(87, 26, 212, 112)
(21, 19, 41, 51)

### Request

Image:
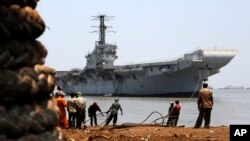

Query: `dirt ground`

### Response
(62, 125, 229, 141)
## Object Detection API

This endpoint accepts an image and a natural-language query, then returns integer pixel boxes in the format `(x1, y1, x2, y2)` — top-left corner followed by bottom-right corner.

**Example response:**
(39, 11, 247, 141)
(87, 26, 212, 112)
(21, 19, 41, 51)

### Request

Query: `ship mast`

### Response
(99, 15, 106, 44)
(91, 15, 115, 45)
(86, 14, 118, 70)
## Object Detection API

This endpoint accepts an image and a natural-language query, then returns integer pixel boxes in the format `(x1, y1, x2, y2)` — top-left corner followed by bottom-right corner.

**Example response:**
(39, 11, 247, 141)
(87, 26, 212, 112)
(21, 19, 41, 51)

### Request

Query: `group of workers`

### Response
(54, 87, 123, 129)
(54, 90, 86, 129)
(54, 81, 213, 129)
(166, 81, 213, 128)
(166, 100, 181, 127)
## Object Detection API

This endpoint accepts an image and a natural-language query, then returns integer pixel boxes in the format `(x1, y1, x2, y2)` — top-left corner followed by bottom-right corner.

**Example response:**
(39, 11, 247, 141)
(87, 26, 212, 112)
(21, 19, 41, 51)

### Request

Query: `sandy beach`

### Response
(62, 125, 229, 141)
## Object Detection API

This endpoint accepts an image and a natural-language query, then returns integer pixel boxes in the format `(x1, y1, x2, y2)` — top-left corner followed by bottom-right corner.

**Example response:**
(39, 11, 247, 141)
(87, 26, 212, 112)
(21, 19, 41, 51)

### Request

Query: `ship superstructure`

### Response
(85, 15, 117, 70)
(55, 15, 237, 97)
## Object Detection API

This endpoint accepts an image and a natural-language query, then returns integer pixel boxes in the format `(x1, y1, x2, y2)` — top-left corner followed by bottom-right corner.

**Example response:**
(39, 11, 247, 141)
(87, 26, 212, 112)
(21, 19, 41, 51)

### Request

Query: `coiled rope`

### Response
(82, 111, 170, 129)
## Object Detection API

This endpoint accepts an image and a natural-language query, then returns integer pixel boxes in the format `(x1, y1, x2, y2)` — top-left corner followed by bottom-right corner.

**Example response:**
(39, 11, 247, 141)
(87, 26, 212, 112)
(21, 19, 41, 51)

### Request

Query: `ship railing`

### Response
(114, 58, 179, 69)
(114, 64, 142, 69)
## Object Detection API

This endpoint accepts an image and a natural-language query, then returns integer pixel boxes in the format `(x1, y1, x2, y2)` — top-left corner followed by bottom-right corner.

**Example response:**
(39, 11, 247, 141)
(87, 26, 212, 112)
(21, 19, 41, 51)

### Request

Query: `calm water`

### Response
(66, 89, 250, 127)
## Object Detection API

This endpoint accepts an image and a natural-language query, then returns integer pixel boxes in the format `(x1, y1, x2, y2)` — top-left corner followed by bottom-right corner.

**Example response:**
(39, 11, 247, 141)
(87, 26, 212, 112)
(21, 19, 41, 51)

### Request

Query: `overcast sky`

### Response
(37, 0, 250, 89)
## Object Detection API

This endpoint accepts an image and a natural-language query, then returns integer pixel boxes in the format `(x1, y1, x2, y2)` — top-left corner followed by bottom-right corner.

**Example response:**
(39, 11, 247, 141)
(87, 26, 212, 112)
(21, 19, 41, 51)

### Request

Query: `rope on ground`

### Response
(83, 111, 192, 130)
(108, 111, 169, 129)
(83, 112, 108, 126)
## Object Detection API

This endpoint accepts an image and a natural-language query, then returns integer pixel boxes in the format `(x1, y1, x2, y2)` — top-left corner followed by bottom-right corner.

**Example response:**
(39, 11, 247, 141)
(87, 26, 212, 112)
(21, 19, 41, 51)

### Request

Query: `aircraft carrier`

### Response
(55, 15, 237, 97)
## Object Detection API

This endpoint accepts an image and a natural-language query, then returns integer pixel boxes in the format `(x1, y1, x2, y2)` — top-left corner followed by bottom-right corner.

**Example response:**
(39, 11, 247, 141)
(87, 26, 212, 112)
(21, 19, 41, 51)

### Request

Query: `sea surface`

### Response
(65, 89, 250, 127)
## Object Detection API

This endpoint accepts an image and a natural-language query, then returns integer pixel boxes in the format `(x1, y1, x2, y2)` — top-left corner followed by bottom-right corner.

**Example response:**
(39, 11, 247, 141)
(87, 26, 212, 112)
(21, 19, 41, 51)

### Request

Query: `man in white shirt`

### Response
(75, 92, 86, 129)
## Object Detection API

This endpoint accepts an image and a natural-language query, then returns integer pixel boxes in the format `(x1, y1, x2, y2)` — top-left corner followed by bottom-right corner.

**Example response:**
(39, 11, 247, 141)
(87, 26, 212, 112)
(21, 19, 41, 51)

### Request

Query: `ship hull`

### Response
(64, 92, 199, 97)
(59, 70, 201, 97)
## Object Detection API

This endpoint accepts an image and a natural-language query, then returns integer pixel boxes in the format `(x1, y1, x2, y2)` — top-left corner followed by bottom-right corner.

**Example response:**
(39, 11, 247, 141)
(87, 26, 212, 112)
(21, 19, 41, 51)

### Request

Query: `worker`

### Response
(88, 102, 104, 126)
(167, 100, 181, 126)
(55, 91, 69, 129)
(105, 97, 123, 126)
(75, 92, 86, 129)
(194, 82, 213, 128)
(67, 93, 77, 128)
(166, 101, 175, 126)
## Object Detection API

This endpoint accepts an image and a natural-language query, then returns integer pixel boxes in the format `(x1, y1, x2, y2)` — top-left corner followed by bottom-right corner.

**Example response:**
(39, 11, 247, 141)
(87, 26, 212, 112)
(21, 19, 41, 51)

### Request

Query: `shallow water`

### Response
(65, 89, 250, 127)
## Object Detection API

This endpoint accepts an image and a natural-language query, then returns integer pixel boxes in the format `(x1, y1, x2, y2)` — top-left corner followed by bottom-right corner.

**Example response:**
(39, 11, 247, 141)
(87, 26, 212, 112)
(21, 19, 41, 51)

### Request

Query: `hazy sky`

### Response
(37, 0, 250, 89)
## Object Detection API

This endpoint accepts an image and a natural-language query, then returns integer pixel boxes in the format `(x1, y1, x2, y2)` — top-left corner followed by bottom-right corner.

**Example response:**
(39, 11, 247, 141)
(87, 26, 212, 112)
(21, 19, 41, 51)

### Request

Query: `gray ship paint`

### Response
(55, 15, 237, 97)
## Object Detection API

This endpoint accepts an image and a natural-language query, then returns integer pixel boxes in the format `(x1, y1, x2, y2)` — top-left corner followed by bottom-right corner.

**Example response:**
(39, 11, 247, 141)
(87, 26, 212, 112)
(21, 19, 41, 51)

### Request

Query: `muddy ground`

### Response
(62, 125, 229, 141)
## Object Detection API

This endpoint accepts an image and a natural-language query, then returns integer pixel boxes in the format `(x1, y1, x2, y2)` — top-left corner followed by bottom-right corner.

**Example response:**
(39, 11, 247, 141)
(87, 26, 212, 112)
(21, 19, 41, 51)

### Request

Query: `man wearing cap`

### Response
(194, 82, 213, 128)
(105, 98, 123, 126)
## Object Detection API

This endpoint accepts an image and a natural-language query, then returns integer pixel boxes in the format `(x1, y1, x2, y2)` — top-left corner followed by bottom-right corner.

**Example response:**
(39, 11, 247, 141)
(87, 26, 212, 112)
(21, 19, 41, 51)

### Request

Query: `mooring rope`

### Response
(77, 109, 191, 131)
(100, 111, 169, 129)
(190, 69, 203, 98)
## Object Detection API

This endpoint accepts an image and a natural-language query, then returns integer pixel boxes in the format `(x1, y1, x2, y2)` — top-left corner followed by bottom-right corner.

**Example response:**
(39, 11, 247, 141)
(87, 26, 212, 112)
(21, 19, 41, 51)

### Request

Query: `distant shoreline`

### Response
(216, 88, 249, 90)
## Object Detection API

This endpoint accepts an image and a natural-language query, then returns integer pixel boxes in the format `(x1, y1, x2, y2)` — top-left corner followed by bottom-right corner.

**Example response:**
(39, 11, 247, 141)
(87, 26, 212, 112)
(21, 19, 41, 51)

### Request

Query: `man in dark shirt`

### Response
(105, 98, 123, 126)
(88, 102, 103, 126)
(166, 101, 174, 126)
(194, 82, 213, 128)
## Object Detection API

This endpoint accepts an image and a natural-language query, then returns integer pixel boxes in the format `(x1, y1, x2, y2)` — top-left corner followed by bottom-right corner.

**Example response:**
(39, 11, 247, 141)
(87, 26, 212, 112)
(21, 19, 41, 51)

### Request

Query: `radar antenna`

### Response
(91, 14, 115, 45)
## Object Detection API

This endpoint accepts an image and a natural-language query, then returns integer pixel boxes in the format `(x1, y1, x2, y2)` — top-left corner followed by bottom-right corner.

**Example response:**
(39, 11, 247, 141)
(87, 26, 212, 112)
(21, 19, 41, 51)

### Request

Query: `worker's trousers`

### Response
(194, 108, 212, 128)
